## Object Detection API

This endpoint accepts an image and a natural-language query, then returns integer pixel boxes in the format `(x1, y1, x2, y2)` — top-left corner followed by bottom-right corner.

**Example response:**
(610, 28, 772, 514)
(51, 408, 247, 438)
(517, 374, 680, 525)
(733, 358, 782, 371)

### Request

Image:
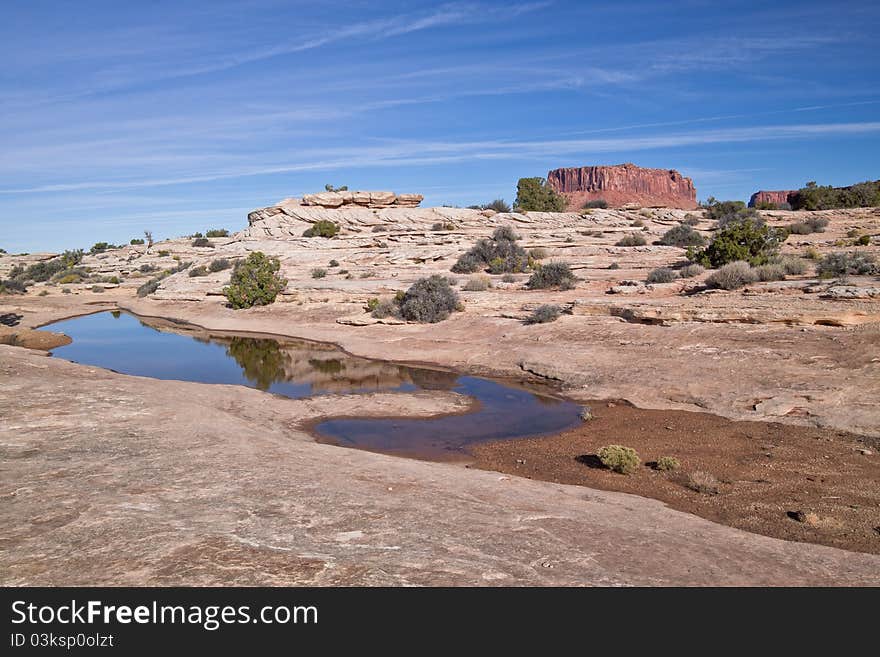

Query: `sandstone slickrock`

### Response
(298, 190, 423, 208)
(547, 163, 698, 210)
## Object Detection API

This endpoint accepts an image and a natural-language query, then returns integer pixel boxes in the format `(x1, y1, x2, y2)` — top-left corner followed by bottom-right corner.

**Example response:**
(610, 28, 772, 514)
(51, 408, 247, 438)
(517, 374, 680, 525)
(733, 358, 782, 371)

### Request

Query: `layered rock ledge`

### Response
(547, 163, 698, 210)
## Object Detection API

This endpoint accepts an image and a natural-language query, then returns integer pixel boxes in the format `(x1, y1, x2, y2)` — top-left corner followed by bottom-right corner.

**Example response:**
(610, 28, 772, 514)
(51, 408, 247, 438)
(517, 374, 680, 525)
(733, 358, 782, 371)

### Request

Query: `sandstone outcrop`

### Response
(298, 190, 423, 208)
(547, 163, 698, 210)
(749, 190, 797, 208)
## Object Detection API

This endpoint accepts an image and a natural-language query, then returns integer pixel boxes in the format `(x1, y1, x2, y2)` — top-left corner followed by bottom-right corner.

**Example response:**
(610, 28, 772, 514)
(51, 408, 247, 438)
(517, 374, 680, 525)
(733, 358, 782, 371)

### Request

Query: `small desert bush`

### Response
(597, 445, 640, 474)
(209, 258, 231, 272)
(188, 266, 209, 277)
(90, 285, 104, 293)
(0, 279, 27, 294)
(139, 263, 158, 273)
(583, 199, 608, 209)
(677, 263, 705, 278)
(370, 299, 399, 319)
(817, 251, 877, 278)
(655, 456, 680, 472)
(484, 199, 512, 213)
(616, 233, 646, 247)
(328, 259, 339, 267)
(223, 252, 287, 309)
(786, 216, 829, 235)
(804, 246, 821, 260)
(462, 275, 491, 291)
(528, 247, 548, 260)
(398, 275, 461, 323)
(526, 261, 576, 290)
(685, 471, 719, 494)
(659, 223, 706, 248)
(371, 225, 386, 233)
(501, 273, 518, 283)
(646, 267, 677, 284)
(303, 220, 339, 238)
(855, 234, 871, 246)
(205, 228, 229, 237)
(311, 268, 327, 279)
(130, 238, 144, 245)
(191, 237, 214, 248)
(754, 264, 786, 282)
(683, 214, 701, 226)
(137, 277, 163, 297)
(431, 222, 455, 231)
(608, 262, 620, 270)
(157, 250, 170, 257)
(690, 217, 784, 267)
(525, 304, 561, 324)
(775, 256, 808, 275)
(705, 261, 758, 290)
(451, 226, 528, 274)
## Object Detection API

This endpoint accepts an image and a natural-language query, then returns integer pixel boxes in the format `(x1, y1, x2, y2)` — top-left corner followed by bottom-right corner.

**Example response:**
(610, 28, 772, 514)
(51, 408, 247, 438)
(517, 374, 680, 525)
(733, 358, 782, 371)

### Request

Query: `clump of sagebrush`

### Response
(370, 299, 399, 319)
(451, 226, 529, 274)
(139, 263, 158, 273)
(685, 471, 719, 494)
(528, 247, 548, 260)
(855, 234, 871, 246)
(583, 199, 608, 209)
(327, 259, 339, 267)
(787, 216, 829, 235)
(705, 261, 758, 290)
(137, 277, 162, 297)
(188, 266, 208, 277)
(689, 216, 784, 267)
(482, 199, 511, 213)
(209, 258, 231, 272)
(615, 233, 646, 247)
(525, 304, 561, 324)
(431, 222, 455, 231)
(597, 445, 640, 474)
(205, 228, 229, 238)
(659, 223, 706, 248)
(12, 249, 83, 283)
(303, 220, 339, 238)
(677, 263, 704, 278)
(773, 255, 808, 275)
(463, 275, 491, 291)
(817, 251, 877, 278)
(90, 285, 105, 293)
(790, 180, 880, 210)
(398, 275, 461, 323)
(655, 456, 681, 472)
(0, 278, 27, 294)
(754, 264, 786, 282)
(526, 261, 576, 290)
(703, 198, 754, 223)
(501, 273, 518, 283)
(515, 177, 566, 212)
(311, 268, 327, 279)
(646, 267, 677, 284)
(223, 252, 287, 309)
(191, 237, 214, 248)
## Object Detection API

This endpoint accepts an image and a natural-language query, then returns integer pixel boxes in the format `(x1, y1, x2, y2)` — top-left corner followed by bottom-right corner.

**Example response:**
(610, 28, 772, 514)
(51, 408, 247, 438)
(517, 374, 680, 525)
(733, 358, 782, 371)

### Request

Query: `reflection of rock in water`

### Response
(309, 358, 346, 375)
(407, 367, 459, 390)
(225, 338, 291, 391)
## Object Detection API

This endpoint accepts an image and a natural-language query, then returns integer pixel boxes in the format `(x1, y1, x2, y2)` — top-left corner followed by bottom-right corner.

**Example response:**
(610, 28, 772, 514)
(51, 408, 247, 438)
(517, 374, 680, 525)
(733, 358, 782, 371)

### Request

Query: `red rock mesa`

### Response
(547, 163, 698, 210)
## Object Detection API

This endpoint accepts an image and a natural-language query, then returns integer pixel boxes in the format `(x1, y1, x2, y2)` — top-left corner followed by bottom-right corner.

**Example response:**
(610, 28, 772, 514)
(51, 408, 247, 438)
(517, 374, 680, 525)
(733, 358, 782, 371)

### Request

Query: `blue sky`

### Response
(2, 0, 879, 253)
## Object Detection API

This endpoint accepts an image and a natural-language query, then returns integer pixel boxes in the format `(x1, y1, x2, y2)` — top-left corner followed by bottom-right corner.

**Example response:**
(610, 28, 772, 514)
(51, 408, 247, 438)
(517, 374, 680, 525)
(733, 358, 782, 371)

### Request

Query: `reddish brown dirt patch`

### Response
(469, 402, 880, 554)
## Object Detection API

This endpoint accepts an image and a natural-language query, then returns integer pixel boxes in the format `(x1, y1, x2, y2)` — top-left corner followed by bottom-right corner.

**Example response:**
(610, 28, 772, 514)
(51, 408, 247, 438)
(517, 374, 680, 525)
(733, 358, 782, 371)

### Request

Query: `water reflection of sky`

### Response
(44, 311, 583, 458)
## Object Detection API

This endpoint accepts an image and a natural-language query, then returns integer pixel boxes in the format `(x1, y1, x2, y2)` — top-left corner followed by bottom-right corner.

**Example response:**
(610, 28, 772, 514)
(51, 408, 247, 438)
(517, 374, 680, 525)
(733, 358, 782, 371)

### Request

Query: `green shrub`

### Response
(371, 299, 399, 319)
(583, 199, 608, 209)
(137, 277, 162, 297)
(157, 250, 170, 257)
(192, 237, 214, 248)
(0, 279, 27, 294)
(704, 199, 749, 221)
(484, 199, 511, 213)
(659, 223, 706, 247)
(223, 252, 287, 309)
(311, 268, 327, 279)
(462, 275, 491, 291)
(452, 226, 529, 274)
(526, 261, 576, 290)
(817, 251, 876, 278)
(365, 298, 380, 312)
(677, 263, 705, 278)
(646, 267, 677, 284)
(608, 262, 620, 270)
(139, 263, 158, 273)
(189, 266, 209, 277)
(205, 228, 229, 238)
(56, 273, 83, 284)
(328, 259, 340, 267)
(130, 238, 144, 245)
(90, 242, 112, 254)
(324, 184, 348, 192)
(208, 258, 231, 272)
(515, 177, 566, 212)
(398, 275, 460, 323)
(616, 234, 646, 247)
(855, 234, 871, 246)
(303, 220, 339, 238)
(90, 285, 105, 293)
(776, 256, 808, 275)
(62, 287, 71, 294)
(655, 456, 680, 472)
(705, 261, 758, 290)
(525, 304, 561, 324)
(190, 232, 203, 238)
(790, 180, 880, 210)
(597, 445, 640, 474)
(528, 247, 548, 260)
(13, 249, 84, 283)
(754, 264, 786, 282)
(689, 217, 784, 267)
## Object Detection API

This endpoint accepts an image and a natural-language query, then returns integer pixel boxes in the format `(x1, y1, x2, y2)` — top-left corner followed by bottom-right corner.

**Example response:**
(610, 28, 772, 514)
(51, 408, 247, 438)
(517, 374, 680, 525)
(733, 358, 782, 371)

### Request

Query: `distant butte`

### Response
(547, 163, 698, 210)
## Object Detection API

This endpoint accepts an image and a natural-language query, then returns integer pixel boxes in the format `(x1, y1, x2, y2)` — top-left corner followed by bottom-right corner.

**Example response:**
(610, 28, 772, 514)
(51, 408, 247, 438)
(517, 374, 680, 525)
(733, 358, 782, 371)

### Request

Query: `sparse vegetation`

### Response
(754, 263, 786, 282)
(463, 275, 492, 291)
(303, 220, 340, 238)
(0, 279, 27, 294)
(855, 234, 871, 246)
(483, 199, 511, 213)
(689, 216, 784, 267)
(452, 226, 529, 274)
(188, 266, 209, 277)
(597, 445, 640, 474)
(705, 261, 759, 290)
(328, 259, 339, 267)
(608, 262, 620, 270)
(583, 199, 608, 209)
(526, 261, 576, 290)
(371, 225, 386, 233)
(646, 267, 677, 284)
(130, 238, 144, 245)
(685, 471, 719, 494)
(324, 184, 348, 192)
(677, 263, 704, 278)
(817, 251, 876, 278)
(192, 237, 214, 248)
(157, 249, 170, 257)
(790, 180, 880, 210)
(139, 263, 158, 273)
(311, 268, 327, 279)
(431, 222, 455, 231)
(515, 177, 566, 212)
(659, 223, 706, 248)
(11, 249, 84, 283)
(223, 252, 287, 309)
(787, 216, 829, 234)
(137, 278, 162, 297)
(683, 214, 701, 226)
(398, 275, 461, 323)
(774, 256, 808, 275)
(370, 299, 399, 319)
(209, 258, 232, 272)
(655, 456, 681, 471)
(631, 218, 645, 227)
(528, 247, 548, 260)
(90, 285, 105, 293)
(525, 304, 561, 324)
(205, 228, 229, 238)
(615, 234, 646, 247)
